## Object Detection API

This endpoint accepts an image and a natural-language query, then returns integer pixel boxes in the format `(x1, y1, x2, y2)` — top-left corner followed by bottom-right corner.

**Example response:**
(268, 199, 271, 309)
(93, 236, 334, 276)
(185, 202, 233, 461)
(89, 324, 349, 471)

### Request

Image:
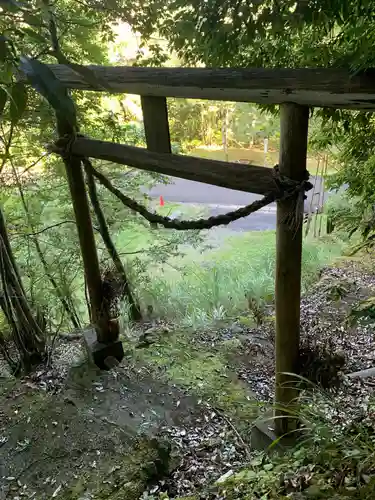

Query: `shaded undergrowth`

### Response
(191, 391, 375, 500)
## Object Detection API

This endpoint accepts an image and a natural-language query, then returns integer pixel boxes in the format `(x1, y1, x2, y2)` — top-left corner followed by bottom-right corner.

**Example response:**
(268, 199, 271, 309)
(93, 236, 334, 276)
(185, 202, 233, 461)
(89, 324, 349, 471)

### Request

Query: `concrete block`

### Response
(83, 327, 124, 370)
(347, 367, 375, 379)
(251, 411, 301, 452)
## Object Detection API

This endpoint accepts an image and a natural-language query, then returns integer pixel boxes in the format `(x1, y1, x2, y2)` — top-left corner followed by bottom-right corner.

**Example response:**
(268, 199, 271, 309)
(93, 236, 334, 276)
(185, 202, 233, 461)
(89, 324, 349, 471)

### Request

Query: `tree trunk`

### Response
(0, 326, 19, 374)
(0, 207, 25, 297)
(0, 205, 46, 371)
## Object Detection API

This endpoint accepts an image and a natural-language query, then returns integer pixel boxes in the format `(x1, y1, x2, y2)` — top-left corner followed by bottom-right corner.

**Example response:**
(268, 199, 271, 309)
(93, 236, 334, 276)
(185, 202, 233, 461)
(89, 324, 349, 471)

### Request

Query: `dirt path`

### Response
(0, 361, 200, 499)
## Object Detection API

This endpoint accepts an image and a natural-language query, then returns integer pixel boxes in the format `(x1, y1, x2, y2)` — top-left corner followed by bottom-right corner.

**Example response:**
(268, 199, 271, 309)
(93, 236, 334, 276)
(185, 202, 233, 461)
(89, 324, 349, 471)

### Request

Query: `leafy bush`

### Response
(215, 389, 375, 499)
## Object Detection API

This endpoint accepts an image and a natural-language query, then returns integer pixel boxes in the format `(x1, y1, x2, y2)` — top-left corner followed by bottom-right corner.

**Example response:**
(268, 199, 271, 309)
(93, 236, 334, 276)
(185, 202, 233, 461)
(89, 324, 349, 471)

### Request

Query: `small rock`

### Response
(216, 469, 234, 484)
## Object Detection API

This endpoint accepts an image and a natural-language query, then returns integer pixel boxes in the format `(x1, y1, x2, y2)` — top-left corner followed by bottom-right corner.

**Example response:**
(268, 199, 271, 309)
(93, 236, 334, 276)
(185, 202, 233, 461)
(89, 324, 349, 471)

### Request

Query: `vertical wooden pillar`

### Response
(141, 96, 172, 229)
(63, 154, 109, 342)
(275, 103, 309, 435)
(141, 96, 171, 153)
(56, 112, 109, 344)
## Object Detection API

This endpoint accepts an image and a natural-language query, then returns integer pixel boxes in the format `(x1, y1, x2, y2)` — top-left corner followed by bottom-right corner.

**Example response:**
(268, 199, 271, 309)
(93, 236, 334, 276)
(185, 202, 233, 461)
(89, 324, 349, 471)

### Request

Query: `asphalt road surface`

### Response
(148, 176, 328, 232)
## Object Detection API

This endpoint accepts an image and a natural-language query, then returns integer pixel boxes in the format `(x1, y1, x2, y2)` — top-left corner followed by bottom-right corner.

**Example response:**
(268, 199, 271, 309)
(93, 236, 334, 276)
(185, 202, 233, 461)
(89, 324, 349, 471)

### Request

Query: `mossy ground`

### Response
(133, 326, 259, 428)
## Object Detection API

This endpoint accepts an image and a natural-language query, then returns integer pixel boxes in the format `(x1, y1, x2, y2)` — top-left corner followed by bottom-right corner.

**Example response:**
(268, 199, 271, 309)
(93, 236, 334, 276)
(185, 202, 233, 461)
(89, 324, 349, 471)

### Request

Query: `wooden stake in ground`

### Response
(318, 155, 328, 237)
(62, 151, 109, 341)
(304, 156, 320, 238)
(275, 103, 309, 435)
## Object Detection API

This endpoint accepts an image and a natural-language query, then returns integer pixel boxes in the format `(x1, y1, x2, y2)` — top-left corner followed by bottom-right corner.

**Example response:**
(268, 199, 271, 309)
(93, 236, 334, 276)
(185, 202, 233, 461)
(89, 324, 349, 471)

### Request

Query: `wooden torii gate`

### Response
(27, 65, 375, 435)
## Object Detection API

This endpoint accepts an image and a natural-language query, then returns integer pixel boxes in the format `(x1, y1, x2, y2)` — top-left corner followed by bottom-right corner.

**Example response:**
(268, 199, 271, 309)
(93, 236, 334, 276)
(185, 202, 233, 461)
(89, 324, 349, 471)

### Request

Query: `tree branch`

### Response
(11, 220, 78, 238)
(0, 123, 14, 175)
(10, 160, 81, 329)
(20, 153, 51, 177)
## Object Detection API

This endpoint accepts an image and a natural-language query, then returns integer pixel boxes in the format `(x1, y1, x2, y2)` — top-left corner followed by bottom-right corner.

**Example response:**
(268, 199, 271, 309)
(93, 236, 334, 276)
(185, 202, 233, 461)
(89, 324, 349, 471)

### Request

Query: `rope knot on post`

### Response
(272, 164, 313, 233)
(272, 164, 313, 200)
(50, 133, 84, 160)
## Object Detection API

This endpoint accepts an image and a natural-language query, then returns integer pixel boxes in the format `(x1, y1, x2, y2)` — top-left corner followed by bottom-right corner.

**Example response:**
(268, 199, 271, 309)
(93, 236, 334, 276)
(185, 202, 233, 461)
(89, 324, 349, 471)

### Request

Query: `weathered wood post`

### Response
(141, 96, 172, 230)
(275, 103, 309, 435)
(56, 109, 124, 368)
(63, 154, 125, 368)
(141, 96, 171, 154)
(56, 122, 109, 344)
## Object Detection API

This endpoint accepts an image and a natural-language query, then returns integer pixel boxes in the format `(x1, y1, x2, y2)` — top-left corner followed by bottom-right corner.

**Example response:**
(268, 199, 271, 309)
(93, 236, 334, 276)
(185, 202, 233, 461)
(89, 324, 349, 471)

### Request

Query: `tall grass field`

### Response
(135, 230, 344, 327)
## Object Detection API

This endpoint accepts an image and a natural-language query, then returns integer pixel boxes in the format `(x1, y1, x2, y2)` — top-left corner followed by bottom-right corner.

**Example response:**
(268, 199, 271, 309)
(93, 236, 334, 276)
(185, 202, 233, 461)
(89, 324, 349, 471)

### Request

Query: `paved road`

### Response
(147, 176, 328, 232)
(148, 176, 326, 211)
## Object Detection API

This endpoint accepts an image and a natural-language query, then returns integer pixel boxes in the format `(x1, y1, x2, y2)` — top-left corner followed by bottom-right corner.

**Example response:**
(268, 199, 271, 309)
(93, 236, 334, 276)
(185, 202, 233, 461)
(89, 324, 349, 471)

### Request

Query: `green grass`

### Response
(136, 231, 344, 327)
(112, 201, 206, 255)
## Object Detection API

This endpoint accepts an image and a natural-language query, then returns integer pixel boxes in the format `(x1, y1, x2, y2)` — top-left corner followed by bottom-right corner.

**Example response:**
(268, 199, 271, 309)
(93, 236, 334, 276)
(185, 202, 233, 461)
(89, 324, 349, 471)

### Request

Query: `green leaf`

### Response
(10, 82, 28, 124)
(263, 463, 273, 471)
(22, 12, 43, 27)
(22, 28, 48, 44)
(19, 57, 77, 130)
(0, 62, 13, 84)
(0, 88, 7, 116)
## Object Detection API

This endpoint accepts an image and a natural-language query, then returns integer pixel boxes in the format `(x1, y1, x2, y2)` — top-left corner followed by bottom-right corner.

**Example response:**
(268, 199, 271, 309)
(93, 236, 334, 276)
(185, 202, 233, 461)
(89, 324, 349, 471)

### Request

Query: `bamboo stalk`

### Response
(304, 157, 320, 237)
(318, 155, 329, 237)
(313, 158, 322, 238)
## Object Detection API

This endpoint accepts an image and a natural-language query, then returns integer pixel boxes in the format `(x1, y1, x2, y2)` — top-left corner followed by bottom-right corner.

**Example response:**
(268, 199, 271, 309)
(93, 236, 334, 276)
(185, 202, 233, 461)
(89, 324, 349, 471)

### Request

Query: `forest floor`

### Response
(1, 258, 375, 500)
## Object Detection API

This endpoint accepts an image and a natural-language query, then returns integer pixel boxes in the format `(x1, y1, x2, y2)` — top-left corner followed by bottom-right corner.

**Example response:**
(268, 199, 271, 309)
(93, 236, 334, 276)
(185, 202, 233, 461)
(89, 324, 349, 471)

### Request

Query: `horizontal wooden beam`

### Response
(68, 137, 276, 195)
(35, 65, 375, 110)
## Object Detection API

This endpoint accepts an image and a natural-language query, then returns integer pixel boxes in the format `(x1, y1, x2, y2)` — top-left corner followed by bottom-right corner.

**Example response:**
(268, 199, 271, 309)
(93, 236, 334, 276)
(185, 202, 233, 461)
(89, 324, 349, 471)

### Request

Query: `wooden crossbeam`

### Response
(68, 137, 276, 195)
(41, 65, 375, 110)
